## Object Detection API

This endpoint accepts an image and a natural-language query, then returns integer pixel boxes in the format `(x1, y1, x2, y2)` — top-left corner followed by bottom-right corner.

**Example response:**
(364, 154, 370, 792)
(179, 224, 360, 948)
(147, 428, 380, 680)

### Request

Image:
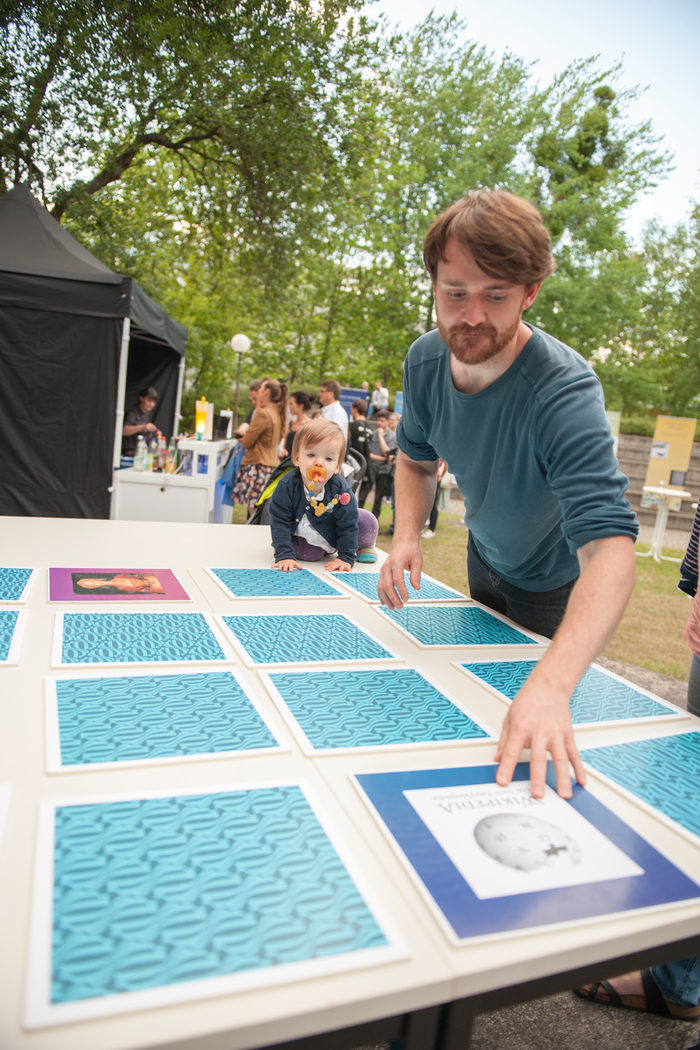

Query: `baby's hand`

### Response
(324, 558, 352, 573)
(272, 559, 303, 572)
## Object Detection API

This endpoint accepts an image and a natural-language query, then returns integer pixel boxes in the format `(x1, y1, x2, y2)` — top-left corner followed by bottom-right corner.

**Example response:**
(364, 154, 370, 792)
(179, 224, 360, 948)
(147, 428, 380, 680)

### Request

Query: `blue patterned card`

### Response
(47, 671, 284, 770)
(333, 571, 466, 604)
(53, 612, 229, 667)
(27, 785, 400, 1026)
(0, 608, 27, 664)
(0, 566, 38, 603)
(378, 605, 538, 648)
(582, 732, 700, 842)
(458, 661, 683, 726)
(217, 613, 399, 668)
(206, 567, 346, 600)
(262, 669, 491, 752)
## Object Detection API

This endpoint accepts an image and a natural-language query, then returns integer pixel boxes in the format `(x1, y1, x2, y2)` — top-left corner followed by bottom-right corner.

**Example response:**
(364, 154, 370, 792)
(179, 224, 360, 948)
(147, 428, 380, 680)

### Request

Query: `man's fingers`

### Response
(568, 740, 587, 787)
(547, 743, 573, 799)
(528, 747, 549, 799)
(393, 564, 410, 605)
(495, 737, 523, 788)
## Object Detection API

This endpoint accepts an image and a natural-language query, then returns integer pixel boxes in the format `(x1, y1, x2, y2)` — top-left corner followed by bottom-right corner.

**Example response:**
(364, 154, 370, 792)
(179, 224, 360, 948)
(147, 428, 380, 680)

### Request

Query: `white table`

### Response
(1, 516, 699, 1050)
(637, 484, 692, 563)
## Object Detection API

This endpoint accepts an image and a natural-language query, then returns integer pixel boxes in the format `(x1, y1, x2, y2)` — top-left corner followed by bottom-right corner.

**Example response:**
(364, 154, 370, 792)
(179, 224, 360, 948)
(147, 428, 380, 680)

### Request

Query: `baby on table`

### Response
(269, 417, 378, 571)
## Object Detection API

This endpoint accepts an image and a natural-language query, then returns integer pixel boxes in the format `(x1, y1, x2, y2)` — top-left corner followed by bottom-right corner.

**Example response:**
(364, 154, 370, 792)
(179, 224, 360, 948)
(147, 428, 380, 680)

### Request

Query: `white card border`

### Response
(373, 601, 548, 649)
(202, 566, 349, 601)
(0, 566, 40, 604)
(47, 567, 192, 603)
(452, 659, 690, 729)
(45, 668, 290, 773)
(1, 608, 28, 665)
(214, 611, 403, 669)
(350, 766, 700, 948)
(24, 778, 408, 1029)
(0, 785, 12, 856)
(51, 611, 235, 669)
(257, 665, 495, 755)
(331, 570, 470, 605)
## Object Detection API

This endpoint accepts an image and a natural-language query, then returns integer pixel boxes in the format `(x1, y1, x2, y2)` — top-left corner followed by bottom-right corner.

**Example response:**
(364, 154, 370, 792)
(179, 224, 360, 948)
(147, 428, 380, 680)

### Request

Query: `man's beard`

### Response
(437, 312, 523, 366)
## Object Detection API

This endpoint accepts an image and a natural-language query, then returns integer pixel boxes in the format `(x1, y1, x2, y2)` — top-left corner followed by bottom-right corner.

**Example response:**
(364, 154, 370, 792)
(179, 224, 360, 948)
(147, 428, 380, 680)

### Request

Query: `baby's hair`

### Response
(293, 417, 346, 467)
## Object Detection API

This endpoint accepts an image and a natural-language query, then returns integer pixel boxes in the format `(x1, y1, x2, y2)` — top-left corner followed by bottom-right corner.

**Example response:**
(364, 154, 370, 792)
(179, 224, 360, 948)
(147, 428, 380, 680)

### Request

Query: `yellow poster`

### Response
(642, 416, 696, 511)
(605, 410, 621, 457)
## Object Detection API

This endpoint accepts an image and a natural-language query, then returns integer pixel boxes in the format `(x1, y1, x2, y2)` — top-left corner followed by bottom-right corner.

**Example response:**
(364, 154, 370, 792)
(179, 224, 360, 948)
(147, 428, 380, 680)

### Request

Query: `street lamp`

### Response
(230, 333, 251, 431)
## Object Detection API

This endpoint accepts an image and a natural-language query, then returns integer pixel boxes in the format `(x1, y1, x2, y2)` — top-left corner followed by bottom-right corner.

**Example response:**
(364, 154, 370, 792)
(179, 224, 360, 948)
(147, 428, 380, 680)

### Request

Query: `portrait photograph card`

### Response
(0, 608, 28, 665)
(24, 780, 406, 1028)
(0, 566, 40, 604)
(215, 612, 402, 669)
(376, 603, 543, 649)
(51, 611, 232, 668)
(48, 568, 191, 603)
(204, 566, 347, 601)
(582, 730, 700, 845)
(332, 570, 469, 605)
(353, 762, 700, 945)
(455, 660, 687, 728)
(259, 667, 493, 754)
(45, 670, 288, 772)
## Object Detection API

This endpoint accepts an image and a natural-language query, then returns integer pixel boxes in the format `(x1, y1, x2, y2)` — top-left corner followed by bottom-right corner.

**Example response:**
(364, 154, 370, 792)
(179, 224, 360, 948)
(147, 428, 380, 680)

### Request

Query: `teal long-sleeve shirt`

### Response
(396, 325, 638, 591)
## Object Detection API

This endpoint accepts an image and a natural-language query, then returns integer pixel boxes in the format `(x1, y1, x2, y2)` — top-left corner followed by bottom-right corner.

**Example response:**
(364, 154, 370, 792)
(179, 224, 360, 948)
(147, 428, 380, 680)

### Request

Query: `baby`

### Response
(269, 417, 378, 571)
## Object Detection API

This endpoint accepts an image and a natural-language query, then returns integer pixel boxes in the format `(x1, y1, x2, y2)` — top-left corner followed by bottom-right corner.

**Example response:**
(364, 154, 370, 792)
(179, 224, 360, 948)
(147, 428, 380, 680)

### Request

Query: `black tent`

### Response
(0, 184, 187, 519)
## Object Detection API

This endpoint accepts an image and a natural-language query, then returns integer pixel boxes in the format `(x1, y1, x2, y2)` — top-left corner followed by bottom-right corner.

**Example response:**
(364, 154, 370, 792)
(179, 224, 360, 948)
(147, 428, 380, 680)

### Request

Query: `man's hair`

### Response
(293, 417, 346, 465)
(138, 386, 159, 402)
(374, 410, 390, 421)
(320, 379, 341, 400)
(423, 189, 556, 287)
(351, 399, 368, 417)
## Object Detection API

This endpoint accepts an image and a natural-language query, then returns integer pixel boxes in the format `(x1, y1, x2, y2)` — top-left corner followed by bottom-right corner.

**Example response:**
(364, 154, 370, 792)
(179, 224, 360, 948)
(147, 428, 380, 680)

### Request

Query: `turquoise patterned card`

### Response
(216, 613, 400, 668)
(333, 571, 467, 604)
(205, 567, 346, 600)
(0, 566, 39, 603)
(26, 784, 403, 1026)
(261, 668, 492, 753)
(457, 661, 684, 727)
(52, 612, 230, 667)
(377, 604, 538, 648)
(582, 732, 700, 843)
(0, 608, 28, 664)
(46, 671, 285, 770)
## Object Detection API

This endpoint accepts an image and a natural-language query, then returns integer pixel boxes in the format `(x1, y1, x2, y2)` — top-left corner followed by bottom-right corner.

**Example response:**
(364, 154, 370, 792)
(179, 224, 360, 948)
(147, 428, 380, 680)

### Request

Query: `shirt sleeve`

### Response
(680, 504, 700, 596)
(536, 373, 639, 552)
(395, 352, 439, 462)
(332, 483, 359, 566)
(268, 476, 297, 562)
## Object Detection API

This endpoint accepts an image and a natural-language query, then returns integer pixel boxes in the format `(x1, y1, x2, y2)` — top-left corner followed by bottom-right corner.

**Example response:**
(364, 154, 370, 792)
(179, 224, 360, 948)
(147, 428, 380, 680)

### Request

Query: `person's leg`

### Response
(357, 508, 379, 549)
(688, 653, 700, 718)
(427, 479, 440, 532)
(292, 536, 326, 561)
(466, 533, 508, 617)
(651, 957, 700, 1010)
(372, 474, 388, 520)
(358, 472, 372, 509)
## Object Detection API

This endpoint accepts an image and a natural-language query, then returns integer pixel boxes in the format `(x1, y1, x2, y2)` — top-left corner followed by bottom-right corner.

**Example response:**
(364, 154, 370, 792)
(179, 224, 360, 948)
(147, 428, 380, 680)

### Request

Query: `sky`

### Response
(365, 0, 699, 241)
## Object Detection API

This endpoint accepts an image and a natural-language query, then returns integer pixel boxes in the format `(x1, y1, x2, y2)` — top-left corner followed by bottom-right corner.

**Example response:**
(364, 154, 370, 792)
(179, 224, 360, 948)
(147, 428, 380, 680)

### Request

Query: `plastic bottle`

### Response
(149, 438, 159, 471)
(158, 435, 167, 472)
(165, 436, 177, 474)
(133, 435, 146, 471)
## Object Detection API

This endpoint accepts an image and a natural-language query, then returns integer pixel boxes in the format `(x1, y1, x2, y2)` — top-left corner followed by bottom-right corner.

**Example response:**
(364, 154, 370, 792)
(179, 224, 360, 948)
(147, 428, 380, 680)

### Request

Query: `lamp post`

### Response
(230, 334, 251, 431)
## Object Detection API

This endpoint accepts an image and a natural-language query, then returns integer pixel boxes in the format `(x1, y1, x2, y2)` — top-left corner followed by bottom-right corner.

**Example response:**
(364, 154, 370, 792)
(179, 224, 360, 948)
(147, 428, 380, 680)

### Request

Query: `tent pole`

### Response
(109, 317, 131, 518)
(173, 353, 185, 438)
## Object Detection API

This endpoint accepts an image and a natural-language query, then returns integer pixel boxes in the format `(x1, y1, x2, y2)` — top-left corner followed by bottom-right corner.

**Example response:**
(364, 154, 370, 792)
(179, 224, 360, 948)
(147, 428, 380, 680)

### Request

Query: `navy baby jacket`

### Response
(269, 469, 359, 566)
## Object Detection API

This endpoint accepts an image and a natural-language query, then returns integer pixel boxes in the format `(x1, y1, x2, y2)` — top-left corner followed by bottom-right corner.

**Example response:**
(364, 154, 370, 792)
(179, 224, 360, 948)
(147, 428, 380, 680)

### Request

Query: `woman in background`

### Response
(232, 378, 288, 519)
(283, 390, 313, 457)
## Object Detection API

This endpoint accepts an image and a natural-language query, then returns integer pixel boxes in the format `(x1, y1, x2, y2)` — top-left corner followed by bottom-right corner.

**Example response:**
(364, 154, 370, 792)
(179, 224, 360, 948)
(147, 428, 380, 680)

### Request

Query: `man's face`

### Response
(139, 396, 157, 414)
(318, 387, 334, 406)
(434, 240, 540, 366)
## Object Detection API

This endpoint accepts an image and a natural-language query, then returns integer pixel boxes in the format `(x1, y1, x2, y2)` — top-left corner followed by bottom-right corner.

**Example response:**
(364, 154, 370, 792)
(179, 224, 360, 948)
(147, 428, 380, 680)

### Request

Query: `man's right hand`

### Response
(377, 541, 423, 610)
(144, 422, 157, 433)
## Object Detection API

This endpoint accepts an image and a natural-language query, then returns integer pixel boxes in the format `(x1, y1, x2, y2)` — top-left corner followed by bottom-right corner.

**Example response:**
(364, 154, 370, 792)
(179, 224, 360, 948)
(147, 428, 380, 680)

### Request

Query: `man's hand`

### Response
(324, 558, 352, 573)
(494, 672, 586, 799)
(377, 540, 423, 610)
(272, 559, 302, 572)
(144, 422, 157, 433)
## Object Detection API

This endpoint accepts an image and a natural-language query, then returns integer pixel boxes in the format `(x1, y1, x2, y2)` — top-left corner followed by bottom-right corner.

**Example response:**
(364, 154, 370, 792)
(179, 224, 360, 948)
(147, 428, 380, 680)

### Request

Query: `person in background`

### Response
(283, 391, 313, 458)
(122, 386, 159, 455)
(369, 410, 397, 522)
(352, 401, 375, 510)
(361, 380, 370, 392)
(422, 460, 448, 539)
(370, 380, 389, 417)
(232, 378, 288, 519)
(236, 380, 262, 437)
(318, 379, 349, 438)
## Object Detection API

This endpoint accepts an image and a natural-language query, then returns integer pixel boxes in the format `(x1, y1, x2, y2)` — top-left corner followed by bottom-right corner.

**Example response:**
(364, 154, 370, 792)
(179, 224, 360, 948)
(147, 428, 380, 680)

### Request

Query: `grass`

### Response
(235, 498, 693, 683)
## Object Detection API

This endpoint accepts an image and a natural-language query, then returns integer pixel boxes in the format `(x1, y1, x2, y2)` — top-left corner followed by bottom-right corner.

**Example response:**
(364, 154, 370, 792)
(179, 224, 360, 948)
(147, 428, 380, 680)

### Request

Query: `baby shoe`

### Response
(356, 547, 378, 563)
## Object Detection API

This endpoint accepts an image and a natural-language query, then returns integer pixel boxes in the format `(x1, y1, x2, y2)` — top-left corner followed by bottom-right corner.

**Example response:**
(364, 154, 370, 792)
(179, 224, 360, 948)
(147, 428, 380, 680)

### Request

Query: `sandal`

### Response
(574, 968, 700, 1021)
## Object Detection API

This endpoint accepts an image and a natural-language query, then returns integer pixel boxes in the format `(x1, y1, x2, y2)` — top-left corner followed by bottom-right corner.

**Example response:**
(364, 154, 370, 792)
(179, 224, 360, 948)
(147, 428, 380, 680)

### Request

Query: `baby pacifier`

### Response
(306, 464, 327, 489)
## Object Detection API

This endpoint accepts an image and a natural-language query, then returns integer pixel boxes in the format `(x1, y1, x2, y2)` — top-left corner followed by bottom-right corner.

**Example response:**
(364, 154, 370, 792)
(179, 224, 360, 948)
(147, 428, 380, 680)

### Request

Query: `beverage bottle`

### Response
(158, 435, 167, 471)
(166, 436, 177, 473)
(148, 438, 157, 471)
(134, 435, 146, 471)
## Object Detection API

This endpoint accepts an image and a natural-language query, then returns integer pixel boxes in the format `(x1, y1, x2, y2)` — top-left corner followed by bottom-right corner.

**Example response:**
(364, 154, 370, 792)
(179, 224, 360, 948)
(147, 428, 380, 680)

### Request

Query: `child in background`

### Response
(269, 418, 379, 572)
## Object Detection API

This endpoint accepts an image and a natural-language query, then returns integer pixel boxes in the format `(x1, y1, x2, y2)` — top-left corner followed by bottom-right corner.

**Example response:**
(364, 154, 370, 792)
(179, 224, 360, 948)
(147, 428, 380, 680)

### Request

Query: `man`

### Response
(350, 400, 375, 508)
(318, 379, 349, 438)
(369, 410, 397, 521)
(370, 379, 389, 417)
(122, 386, 159, 455)
(378, 189, 638, 799)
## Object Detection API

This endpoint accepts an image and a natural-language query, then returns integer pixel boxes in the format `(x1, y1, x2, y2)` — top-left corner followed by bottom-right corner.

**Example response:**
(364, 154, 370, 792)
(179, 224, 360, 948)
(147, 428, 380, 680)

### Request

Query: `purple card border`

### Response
(48, 569, 191, 603)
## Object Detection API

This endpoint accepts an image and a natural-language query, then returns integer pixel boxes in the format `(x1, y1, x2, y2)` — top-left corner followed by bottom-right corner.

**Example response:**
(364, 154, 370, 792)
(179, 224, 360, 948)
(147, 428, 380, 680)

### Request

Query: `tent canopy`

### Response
(0, 184, 187, 519)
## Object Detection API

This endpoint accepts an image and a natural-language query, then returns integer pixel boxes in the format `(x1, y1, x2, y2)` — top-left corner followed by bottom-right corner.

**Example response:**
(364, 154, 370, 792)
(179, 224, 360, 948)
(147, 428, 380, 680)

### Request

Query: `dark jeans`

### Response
(372, 472, 392, 520)
(688, 653, 700, 718)
(467, 533, 577, 640)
